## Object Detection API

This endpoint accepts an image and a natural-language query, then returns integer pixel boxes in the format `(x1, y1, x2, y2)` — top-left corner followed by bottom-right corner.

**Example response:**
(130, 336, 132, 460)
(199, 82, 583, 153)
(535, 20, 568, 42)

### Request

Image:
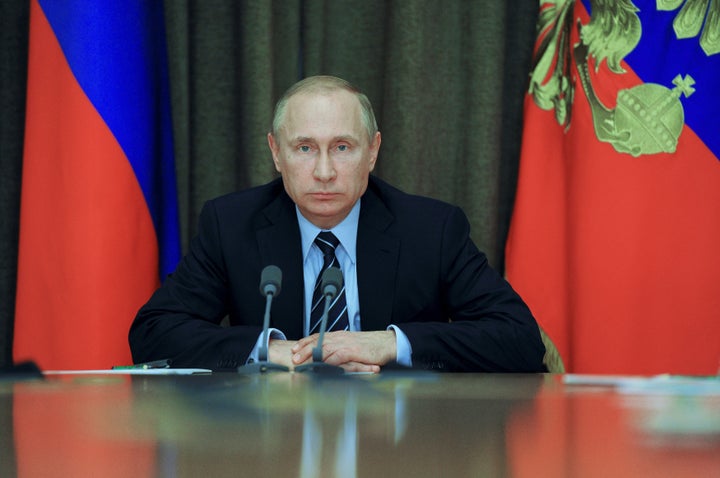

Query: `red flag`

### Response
(14, 0, 180, 370)
(506, 1, 720, 374)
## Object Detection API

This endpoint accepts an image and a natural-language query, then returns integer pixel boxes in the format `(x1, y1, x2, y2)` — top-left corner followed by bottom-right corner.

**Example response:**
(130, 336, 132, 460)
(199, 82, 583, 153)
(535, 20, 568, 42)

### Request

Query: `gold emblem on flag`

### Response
(529, 0, 715, 157)
(658, 0, 720, 56)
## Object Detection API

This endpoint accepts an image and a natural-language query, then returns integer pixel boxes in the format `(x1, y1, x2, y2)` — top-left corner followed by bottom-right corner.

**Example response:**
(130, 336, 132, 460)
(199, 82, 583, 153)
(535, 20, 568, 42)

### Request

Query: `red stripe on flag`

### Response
(14, 1, 159, 370)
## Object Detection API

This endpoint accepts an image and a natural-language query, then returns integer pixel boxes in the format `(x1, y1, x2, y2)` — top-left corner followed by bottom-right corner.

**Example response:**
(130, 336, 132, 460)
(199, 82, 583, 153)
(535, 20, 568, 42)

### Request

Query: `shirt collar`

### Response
(297, 201, 360, 263)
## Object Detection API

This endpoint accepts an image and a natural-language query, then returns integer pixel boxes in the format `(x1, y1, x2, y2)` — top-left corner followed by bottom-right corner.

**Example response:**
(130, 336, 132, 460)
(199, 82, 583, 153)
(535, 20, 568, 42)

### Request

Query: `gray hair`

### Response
(271, 75, 378, 141)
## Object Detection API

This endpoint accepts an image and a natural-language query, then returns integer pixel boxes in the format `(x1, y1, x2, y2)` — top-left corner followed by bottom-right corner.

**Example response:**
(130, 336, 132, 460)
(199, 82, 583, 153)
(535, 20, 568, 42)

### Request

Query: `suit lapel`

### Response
(255, 192, 305, 340)
(357, 186, 400, 331)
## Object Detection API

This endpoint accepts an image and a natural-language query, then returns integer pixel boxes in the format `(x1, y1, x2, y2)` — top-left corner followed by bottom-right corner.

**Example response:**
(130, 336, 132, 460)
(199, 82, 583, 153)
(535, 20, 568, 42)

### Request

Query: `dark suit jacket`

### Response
(130, 176, 546, 372)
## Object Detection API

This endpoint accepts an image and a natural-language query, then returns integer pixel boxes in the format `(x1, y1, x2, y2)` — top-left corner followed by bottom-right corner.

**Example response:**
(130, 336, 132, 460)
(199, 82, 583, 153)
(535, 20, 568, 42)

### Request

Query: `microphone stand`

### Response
(238, 266, 289, 374)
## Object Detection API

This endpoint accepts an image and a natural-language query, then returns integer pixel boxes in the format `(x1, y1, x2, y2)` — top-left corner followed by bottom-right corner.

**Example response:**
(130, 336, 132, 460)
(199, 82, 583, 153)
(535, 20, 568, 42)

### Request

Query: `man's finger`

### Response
(291, 333, 318, 353)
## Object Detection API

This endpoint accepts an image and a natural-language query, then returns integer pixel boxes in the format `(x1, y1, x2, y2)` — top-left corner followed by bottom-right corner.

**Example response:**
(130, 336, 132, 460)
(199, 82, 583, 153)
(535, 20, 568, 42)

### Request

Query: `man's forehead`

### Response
(279, 90, 364, 140)
(286, 134, 360, 144)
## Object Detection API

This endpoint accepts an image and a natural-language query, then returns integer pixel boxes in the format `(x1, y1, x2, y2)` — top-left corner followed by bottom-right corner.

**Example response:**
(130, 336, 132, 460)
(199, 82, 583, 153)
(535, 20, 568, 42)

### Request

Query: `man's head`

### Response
(268, 76, 381, 229)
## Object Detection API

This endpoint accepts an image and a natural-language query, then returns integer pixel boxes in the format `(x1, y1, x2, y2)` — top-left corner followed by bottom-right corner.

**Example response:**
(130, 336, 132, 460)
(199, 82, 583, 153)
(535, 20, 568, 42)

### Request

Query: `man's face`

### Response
(268, 89, 381, 229)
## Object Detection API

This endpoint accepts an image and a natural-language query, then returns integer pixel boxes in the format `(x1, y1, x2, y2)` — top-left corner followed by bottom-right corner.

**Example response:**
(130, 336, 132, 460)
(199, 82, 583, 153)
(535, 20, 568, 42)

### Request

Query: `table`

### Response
(1, 372, 719, 477)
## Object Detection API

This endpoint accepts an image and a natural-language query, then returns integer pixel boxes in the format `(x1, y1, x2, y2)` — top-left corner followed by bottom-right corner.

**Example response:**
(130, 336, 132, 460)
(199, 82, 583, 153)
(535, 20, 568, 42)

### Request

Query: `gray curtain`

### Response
(0, 0, 538, 368)
(1, 1, 29, 369)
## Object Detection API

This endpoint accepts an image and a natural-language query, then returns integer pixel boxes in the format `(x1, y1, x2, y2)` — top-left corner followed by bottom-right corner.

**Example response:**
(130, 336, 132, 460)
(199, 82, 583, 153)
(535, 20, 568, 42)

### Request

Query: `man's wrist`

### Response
(247, 328, 286, 364)
(387, 325, 412, 367)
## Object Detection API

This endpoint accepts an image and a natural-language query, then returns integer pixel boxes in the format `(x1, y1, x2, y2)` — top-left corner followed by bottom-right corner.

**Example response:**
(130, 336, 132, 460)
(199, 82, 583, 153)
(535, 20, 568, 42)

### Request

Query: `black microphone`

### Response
(237, 265, 289, 374)
(295, 267, 344, 374)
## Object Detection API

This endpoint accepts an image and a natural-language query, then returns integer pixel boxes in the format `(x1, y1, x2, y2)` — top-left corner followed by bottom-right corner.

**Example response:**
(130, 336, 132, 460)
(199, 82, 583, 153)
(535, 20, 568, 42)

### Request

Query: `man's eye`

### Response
(298, 145, 311, 153)
(337, 144, 348, 152)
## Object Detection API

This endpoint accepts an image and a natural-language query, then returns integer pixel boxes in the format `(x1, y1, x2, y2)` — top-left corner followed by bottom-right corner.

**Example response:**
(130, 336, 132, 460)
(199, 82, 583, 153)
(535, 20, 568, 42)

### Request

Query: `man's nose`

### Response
(313, 150, 336, 181)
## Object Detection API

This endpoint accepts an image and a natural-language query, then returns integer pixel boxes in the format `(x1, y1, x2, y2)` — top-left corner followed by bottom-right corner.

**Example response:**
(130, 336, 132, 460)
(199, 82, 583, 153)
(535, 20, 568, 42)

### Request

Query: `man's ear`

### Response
(368, 131, 381, 171)
(267, 133, 282, 172)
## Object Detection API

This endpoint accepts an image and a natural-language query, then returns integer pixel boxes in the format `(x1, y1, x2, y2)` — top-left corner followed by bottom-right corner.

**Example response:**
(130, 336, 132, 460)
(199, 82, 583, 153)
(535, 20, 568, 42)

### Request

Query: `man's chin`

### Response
(302, 206, 348, 229)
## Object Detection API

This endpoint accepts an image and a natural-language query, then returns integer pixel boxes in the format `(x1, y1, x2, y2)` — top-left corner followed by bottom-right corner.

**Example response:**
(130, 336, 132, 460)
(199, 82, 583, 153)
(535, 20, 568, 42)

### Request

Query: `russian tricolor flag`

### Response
(14, 0, 180, 370)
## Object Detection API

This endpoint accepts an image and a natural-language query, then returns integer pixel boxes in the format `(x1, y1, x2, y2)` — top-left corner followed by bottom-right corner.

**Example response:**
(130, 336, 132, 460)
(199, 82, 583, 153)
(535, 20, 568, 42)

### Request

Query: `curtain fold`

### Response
(0, 1, 29, 368)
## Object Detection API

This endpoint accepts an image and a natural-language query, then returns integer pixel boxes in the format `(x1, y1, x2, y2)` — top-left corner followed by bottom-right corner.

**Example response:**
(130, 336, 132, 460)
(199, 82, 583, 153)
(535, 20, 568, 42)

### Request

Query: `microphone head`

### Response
(259, 265, 282, 297)
(321, 267, 343, 298)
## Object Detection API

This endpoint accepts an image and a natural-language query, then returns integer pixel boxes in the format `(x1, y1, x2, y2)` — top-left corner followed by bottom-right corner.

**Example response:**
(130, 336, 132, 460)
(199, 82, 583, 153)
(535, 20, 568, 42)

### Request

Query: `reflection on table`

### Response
(1, 372, 718, 477)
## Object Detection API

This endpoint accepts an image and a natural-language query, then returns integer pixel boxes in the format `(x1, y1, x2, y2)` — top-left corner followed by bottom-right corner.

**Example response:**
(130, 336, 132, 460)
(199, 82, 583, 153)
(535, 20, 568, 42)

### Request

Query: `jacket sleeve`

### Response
(129, 200, 261, 370)
(397, 206, 547, 372)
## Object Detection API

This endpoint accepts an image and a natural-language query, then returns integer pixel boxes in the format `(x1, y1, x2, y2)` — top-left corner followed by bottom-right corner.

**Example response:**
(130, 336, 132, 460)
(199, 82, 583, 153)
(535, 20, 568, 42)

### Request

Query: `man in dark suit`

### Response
(130, 75, 546, 372)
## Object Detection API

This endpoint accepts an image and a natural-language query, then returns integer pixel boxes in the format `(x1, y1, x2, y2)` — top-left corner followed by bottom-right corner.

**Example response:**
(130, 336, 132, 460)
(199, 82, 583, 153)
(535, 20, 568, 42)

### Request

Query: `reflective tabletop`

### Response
(1, 372, 719, 477)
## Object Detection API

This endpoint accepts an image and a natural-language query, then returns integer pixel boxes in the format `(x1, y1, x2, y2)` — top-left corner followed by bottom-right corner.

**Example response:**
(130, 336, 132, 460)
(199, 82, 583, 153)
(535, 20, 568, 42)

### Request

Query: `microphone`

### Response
(237, 265, 289, 374)
(295, 267, 344, 374)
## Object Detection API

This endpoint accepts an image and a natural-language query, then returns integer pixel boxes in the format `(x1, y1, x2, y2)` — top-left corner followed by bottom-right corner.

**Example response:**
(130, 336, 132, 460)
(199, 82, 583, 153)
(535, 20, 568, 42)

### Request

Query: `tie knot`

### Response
(314, 231, 339, 256)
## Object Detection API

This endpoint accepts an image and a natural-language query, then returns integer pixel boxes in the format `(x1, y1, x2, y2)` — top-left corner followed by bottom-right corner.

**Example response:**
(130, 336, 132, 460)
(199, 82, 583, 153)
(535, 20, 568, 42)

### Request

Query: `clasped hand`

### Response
(268, 330, 396, 373)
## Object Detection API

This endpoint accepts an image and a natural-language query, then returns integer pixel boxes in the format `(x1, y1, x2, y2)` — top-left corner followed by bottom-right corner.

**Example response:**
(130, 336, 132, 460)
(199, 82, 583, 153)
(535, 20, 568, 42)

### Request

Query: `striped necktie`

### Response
(309, 231, 349, 334)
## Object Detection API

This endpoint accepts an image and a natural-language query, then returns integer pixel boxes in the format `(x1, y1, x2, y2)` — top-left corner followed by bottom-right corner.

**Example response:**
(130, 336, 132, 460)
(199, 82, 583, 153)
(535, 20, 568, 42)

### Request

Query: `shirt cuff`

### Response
(247, 328, 286, 364)
(388, 325, 413, 367)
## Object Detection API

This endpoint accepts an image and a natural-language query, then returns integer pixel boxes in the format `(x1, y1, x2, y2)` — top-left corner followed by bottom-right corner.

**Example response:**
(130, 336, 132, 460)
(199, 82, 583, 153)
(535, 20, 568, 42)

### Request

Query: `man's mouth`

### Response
(310, 192, 338, 199)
